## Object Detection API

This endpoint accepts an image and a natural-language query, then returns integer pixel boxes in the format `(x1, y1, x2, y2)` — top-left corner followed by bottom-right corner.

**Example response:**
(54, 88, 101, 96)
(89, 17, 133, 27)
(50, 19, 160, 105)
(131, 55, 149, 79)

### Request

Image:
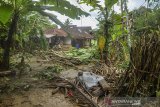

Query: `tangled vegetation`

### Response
(0, 0, 160, 103)
(65, 45, 99, 63)
(35, 65, 63, 80)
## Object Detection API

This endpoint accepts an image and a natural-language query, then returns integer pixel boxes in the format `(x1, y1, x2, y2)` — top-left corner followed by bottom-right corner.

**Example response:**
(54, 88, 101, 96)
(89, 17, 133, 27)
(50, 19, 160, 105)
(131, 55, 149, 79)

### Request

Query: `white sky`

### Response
(47, 0, 146, 29)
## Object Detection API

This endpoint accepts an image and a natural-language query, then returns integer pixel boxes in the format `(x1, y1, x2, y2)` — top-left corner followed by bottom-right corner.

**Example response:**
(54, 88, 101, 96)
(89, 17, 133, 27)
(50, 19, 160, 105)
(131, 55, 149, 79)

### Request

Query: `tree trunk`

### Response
(103, 20, 109, 64)
(103, 6, 110, 65)
(124, 0, 132, 64)
(1, 11, 19, 70)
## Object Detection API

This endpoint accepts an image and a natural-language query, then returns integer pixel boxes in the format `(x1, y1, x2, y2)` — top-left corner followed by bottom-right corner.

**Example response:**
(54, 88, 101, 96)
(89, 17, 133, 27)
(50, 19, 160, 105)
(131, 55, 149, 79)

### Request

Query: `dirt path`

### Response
(0, 88, 78, 107)
(0, 56, 92, 107)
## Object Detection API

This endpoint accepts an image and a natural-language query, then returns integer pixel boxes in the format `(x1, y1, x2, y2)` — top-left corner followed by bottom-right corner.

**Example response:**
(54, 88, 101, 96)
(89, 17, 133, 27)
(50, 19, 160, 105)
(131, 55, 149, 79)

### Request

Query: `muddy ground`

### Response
(0, 55, 93, 107)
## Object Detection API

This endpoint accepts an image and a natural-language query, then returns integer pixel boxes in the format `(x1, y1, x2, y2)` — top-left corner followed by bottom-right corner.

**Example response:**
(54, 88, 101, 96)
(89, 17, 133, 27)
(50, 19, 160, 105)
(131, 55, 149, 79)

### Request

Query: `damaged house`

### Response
(67, 25, 93, 48)
(44, 28, 69, 47)
(44, 25, 93, 48)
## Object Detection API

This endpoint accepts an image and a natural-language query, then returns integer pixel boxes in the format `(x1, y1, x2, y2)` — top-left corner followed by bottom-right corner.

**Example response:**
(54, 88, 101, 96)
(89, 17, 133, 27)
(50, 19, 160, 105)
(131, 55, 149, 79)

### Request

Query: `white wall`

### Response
(64, 37, 71, 45)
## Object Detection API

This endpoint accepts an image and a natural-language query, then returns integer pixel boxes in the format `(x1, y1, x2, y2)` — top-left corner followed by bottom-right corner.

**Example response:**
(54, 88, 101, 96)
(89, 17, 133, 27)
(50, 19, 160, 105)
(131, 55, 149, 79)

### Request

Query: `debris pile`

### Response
(35, 65, 63, 79)
(91, 63, 124, 94)
(35, 50, 82, 67)
(76, 72, 109, 97)
(49, 71, 113, 107)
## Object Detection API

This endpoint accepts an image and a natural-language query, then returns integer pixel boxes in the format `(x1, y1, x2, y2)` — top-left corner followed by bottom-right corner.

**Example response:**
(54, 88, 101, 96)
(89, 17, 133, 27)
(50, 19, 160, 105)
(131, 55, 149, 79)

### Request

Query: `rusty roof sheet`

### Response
(44, 28, 68, 38)
(44, 25, 93, 39)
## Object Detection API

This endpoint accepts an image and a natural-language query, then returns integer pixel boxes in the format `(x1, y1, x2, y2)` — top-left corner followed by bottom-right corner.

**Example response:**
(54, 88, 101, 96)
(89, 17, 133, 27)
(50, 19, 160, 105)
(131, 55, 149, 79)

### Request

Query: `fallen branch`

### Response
(65, 79, 99, 107)
(0, 70, 15, 77)
(50, 76, 99, 107)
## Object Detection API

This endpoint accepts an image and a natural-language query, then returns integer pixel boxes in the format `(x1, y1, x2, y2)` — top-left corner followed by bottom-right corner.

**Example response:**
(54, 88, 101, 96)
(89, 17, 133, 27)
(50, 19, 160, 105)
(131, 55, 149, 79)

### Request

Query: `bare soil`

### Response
(0, 88, 78, 107)
(0, 55, 92, 107)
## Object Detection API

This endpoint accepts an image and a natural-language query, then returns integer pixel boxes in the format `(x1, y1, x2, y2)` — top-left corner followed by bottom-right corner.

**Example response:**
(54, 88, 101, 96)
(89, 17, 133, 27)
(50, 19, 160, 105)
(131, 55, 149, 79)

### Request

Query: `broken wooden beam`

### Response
(98, 79, 110, 91)
(0, 70, 16, 77)
(67, 80, 99, 107)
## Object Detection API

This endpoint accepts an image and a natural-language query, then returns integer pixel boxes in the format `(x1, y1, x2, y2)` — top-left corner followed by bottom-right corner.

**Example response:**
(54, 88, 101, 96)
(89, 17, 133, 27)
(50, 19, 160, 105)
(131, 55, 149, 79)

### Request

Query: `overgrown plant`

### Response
(65, 46, 100, 63)
(35, 65, 63, 80)
(80, 0, 118, 64)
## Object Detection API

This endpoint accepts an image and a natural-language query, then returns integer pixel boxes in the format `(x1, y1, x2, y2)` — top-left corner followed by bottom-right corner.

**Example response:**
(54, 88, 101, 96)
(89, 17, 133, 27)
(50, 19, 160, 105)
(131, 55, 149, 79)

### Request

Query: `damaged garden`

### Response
(0, 0, 160, 107)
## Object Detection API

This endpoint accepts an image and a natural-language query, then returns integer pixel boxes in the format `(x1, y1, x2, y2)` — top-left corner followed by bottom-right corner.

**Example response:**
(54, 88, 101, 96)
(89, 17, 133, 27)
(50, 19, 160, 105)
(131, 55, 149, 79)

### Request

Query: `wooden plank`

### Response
(98, 79, 110, 91)
(0, 70, 15, 77)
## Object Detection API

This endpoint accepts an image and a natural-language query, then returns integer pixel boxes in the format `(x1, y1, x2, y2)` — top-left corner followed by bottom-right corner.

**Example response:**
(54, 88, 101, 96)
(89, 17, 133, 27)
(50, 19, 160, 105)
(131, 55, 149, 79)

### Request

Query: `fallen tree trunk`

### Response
(35, 50, 82, 67)
(0, 70, 15, 77)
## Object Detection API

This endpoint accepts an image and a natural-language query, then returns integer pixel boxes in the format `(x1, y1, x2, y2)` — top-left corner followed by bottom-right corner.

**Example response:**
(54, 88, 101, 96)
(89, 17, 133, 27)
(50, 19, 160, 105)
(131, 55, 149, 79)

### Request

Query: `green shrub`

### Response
(35, 65, 63, 80)
(65, 46, 100, 63)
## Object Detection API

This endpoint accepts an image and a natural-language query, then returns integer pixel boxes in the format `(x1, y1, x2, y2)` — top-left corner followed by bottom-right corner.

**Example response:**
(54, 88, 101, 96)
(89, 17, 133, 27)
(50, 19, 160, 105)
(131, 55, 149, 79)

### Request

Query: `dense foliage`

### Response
(0, 0, 89, 69)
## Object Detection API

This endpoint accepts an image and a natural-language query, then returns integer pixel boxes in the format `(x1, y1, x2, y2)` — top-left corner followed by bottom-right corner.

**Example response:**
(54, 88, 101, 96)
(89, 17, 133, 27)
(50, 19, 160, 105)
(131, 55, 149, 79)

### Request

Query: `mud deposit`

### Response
(0, 88, 79, 107)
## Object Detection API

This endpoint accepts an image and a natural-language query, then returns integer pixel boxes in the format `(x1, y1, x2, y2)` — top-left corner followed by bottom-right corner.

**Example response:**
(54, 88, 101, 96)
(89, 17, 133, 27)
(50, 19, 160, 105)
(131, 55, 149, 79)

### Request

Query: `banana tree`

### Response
(16, 11, 56, 52)
(80, 0, 118, 64)
(0, 0, 89, 70)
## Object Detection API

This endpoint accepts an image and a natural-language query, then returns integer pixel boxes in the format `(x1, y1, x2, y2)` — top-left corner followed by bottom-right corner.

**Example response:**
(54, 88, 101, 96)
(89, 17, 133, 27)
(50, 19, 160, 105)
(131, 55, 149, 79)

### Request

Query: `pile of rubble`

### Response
(91, 63, 124, 94)
(49, 71, 110, 107)
(48, 63, 159, 107)
(48, 63, 124, 107)
(35, 50, 82, 67)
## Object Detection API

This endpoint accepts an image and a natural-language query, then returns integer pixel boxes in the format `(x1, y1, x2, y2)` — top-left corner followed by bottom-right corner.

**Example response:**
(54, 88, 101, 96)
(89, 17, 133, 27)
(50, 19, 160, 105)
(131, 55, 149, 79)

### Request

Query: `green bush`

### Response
(65, 46, 100, 63)
(35, 65, 63, 80)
